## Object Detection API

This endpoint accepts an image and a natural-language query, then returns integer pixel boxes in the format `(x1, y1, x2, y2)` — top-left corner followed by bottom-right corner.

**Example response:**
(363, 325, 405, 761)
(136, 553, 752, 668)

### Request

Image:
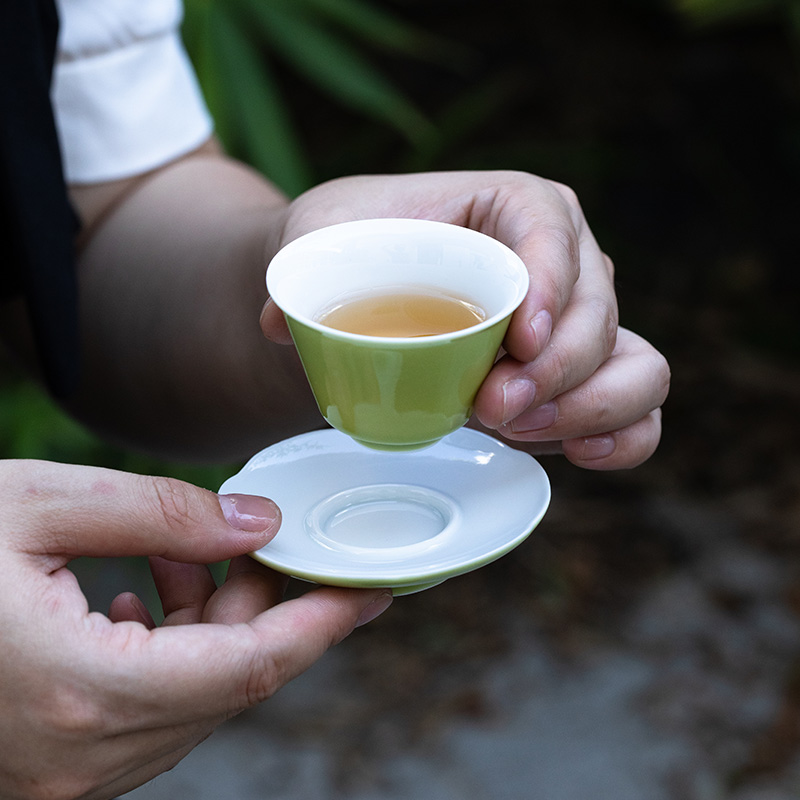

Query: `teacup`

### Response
(266, 218, 529, 451)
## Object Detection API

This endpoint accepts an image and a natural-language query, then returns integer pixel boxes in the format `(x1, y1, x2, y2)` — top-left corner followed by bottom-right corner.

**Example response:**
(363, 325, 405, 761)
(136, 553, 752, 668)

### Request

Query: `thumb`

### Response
(1, 460, 280, 562)
(126, 586, 394, 727)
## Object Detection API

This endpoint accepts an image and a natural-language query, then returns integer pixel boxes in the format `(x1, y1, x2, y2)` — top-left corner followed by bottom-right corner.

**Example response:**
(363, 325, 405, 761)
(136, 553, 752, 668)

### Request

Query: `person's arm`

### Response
(63, 139, 316, 462)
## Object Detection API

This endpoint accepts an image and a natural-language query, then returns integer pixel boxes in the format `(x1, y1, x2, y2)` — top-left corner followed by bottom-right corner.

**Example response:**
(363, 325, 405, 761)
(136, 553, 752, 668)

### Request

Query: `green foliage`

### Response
(0, 377, 99, 463)
(0, 364, 237, 490)
(674, 0, 800, 37)
(673, 0, 800, 136)
(675, 0, 782, 25)
(186, 2, 313, 195)
(182, 0, 464, 195)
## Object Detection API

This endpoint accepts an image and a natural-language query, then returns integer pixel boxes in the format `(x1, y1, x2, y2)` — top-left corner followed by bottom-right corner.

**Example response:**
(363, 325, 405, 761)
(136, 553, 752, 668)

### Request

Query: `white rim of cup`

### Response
(266, 218, 530, 345)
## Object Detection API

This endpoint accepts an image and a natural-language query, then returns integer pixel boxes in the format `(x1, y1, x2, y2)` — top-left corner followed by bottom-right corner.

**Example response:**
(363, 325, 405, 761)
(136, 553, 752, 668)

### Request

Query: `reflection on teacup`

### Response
(266, 218, 529, 451)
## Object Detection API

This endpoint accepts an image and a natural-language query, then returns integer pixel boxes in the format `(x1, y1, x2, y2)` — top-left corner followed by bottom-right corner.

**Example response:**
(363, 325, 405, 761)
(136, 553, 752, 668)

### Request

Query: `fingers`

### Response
(0, 462, 393, 742)
(494, 179, 613, 362)
(479, 181, 665, 470)
(234, 586, 395, 705)
(498, 183, 583, 363)
(265, 172, 614, 369)
(148, 557, 218, 626)
(497, 328, 670, 470)
(474, 246, 618, 429)
(114, 586, 393, 727)
(562, 408, 663, 470)
(111, 557, 289, 631)
(115, 556, 289, 629)
(201, 557, 289, 624)
(471, 179, 618, 430)
(108, 592, 156, 628)
(0, 460, 281, 564)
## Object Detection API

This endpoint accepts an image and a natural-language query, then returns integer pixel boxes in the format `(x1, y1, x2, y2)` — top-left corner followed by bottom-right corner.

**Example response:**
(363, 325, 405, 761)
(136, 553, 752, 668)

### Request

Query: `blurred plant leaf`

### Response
(788, 0, 800, 36)
(674, 0, 800, 84)
(290, 0, 472, 67)
(0, 368, 237, 490)
(182, 1, 224, 135)
(674, 0, 782, 25)
(0, 380, 98, 462)
(237, 0, 435, 146)
(402, 70, 526, 172)
(185, 1, 312, 195)
(183, 0, 451, 189)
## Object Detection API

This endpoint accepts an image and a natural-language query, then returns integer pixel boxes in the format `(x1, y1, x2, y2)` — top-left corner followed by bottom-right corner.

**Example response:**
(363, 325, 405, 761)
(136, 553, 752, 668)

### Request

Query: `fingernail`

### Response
(511, 401, 558, 433)
(219, 493, 281, 532)
(502, 379, 537, 425)
(355, 591, 394, 627)
(580, 434, 616, 461)
(531, 310, 553, 354)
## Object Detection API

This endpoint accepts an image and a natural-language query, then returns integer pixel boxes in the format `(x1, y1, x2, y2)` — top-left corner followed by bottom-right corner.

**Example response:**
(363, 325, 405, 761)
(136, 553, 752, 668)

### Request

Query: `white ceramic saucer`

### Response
(220, 427, 551, 594)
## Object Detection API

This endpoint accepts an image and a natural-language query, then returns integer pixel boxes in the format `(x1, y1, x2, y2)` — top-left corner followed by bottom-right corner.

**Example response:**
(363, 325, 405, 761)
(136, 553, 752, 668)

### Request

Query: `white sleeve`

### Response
(52, 0, 214, 184)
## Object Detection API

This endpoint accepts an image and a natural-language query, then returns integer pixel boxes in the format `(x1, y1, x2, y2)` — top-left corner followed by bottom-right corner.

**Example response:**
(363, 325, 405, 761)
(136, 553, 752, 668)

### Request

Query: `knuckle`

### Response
(584, 291, 619, 357)
(628, 412, 664, 467)
(604, 305, 620, 355)
(578, 382, 616, 429)
(540, 223, 581, 285)
(240, 649, 283, 708)
(543, 342, 572, 395)
(653, 351, 672, 407)
(602, 253, 616, 280)
(144, 475, 197, 534)
(551, 180, 581, 212)
(546, 180, 588, 229)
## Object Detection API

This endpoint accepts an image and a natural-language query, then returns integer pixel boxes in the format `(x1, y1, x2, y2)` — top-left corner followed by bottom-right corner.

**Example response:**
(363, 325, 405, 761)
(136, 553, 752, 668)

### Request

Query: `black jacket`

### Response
(1, 0, 80, 398)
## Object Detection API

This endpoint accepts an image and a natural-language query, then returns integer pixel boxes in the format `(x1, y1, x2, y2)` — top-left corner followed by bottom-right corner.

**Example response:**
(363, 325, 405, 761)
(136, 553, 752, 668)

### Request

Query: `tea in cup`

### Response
(266, 218, 529, 451)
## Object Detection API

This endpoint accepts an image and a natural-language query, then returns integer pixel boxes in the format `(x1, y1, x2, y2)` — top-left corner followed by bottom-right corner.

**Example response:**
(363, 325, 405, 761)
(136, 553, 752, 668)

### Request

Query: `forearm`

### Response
(66, 145, 320, 462)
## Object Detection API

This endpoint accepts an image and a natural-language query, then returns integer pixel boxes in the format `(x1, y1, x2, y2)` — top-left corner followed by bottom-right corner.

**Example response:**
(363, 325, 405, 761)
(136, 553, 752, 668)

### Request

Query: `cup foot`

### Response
(305, 483, 458, 557)
(350, 437, 440, 452)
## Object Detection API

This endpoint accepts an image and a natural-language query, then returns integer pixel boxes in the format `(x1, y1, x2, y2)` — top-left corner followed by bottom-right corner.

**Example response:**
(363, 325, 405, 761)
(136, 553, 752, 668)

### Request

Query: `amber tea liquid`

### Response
(317, 287, 486, 337)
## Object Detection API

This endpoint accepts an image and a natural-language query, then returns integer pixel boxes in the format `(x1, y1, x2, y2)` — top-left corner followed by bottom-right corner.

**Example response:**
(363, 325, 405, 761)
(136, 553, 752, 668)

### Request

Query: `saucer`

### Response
(219, 427, 551, 594)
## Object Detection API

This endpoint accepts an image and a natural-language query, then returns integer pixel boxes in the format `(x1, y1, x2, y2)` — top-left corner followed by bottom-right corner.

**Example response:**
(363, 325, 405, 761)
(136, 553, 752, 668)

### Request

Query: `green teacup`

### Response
(266, 219, 529, 451)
